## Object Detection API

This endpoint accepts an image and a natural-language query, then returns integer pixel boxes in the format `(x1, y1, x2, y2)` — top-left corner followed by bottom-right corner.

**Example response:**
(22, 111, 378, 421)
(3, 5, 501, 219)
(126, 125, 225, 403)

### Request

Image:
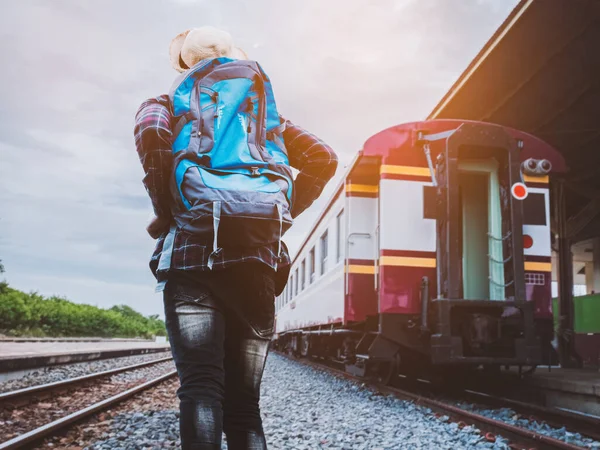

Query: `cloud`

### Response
(0, 0, 518, 318)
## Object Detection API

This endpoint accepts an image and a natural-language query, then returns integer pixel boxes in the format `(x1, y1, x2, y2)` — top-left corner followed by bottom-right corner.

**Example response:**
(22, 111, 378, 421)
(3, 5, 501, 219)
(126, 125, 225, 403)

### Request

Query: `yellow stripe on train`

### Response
(349, 259, 549, 272)
(380, 256, 437, 268)
(380, 165, 431, 177)
(381, 166, 549, 184)
(346, 264, 376, 274)
(524, 261, 552, 272)
(345, 184, 379, 193)
(523, 174, 549, 184)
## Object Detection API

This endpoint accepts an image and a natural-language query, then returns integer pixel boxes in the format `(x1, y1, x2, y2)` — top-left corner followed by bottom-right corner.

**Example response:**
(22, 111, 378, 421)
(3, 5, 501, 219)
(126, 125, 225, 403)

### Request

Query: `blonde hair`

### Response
(180, 26, 234, 68)
(170, 26, 248, 72)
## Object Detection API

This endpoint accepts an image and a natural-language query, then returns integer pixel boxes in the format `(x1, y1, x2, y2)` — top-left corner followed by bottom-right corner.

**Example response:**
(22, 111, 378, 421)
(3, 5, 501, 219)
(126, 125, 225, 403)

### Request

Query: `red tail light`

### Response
(523, 234, 533, 249)
(511, 182, 528, 200)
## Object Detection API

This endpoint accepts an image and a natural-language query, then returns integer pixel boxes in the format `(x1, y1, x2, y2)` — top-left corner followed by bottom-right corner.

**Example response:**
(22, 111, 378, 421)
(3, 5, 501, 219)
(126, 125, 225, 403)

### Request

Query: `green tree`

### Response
(0, 285, 166, 338)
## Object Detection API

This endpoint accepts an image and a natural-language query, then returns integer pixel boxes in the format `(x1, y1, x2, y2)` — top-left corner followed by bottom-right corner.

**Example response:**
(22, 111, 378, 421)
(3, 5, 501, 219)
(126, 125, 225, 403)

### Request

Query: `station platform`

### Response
(0, 339, 170, 372)
(502, 366, 600, 417)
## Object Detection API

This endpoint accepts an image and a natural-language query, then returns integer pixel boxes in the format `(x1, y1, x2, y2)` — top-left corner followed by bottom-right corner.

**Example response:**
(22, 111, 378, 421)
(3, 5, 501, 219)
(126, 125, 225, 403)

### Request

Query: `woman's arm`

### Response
(282, 119, 338, 218)
(133, 95, 173, 237)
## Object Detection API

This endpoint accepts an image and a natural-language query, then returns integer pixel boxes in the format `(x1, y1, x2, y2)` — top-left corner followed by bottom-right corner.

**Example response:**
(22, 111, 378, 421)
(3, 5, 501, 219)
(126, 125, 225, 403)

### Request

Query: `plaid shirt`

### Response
(134, 95, 337, 280)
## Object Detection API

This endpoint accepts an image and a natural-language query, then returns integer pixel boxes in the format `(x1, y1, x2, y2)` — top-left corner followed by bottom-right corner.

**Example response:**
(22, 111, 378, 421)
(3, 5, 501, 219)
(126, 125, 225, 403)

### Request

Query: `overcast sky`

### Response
(0, 0, 519, 317)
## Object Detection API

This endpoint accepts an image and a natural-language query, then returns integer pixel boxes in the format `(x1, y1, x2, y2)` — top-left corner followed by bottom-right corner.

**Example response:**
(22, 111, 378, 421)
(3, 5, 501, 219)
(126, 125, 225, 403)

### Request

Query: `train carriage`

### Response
(274, 119, 566, 376)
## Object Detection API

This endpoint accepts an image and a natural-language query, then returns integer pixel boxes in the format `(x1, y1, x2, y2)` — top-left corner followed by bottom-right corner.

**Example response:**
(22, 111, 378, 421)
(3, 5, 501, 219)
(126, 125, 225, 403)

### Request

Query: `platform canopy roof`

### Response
(428, 0, 600, 243)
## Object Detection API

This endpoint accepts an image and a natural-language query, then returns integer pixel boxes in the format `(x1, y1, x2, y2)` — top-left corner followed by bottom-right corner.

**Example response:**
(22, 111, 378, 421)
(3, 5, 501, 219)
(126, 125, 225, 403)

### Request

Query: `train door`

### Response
(458, 160, 505, 301)
(434, 124, 526, 304)
(344, 181, 379, 324)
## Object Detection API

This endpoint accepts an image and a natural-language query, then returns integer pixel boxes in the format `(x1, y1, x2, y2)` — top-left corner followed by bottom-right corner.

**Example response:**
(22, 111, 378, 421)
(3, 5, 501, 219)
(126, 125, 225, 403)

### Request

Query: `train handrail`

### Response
(374, 225, 380, 290)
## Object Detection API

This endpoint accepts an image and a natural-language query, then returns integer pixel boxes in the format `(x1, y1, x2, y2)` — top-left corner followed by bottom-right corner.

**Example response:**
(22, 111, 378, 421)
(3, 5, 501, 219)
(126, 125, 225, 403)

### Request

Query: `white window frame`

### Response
(336, 210, 344, 263)
(309, 247, 316, 283)
(320, 230, 329, 275)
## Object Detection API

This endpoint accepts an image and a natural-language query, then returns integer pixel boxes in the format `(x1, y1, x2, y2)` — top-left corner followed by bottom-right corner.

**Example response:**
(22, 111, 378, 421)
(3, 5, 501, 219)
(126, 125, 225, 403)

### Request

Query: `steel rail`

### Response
(0, 370, 178, 450)
(460, 388, 600, 443)
(280, 353, 591, 450)
(383, 385, 589, 450)
(393, 373, 600, 443)
(0, 356, 173, 404)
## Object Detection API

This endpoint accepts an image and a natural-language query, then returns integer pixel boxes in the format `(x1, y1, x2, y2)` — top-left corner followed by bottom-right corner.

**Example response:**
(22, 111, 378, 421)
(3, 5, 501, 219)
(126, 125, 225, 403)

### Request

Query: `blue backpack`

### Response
(166, 57, 294, 269)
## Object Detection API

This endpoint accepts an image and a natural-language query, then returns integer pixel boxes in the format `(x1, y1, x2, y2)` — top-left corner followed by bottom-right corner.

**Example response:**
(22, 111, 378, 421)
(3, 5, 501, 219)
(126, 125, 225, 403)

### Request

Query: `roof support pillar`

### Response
(553, 180, 582, 368)
(587, 238, 600, 294)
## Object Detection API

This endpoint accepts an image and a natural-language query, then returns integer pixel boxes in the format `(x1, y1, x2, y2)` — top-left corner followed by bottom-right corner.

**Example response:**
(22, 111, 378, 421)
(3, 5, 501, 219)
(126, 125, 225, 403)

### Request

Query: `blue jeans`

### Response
(163, 263, 275, 450)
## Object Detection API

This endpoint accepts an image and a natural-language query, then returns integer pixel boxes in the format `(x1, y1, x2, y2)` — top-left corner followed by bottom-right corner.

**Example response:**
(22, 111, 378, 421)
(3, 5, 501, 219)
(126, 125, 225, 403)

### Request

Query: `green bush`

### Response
(0, 284, 166, 338)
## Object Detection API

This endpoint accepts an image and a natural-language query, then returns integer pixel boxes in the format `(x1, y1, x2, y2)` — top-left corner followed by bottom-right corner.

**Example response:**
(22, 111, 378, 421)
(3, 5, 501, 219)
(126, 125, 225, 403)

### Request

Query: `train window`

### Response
(289, 275, 293, 301)
(295, 268, 299, 295)
(336, 210, 344, 262)
(523, 193, 547, 226)
(301, 260, 306, 290)
(309, 247, 316, 283)
(525, 272, 545, 285)
(321, 230, 329, 275)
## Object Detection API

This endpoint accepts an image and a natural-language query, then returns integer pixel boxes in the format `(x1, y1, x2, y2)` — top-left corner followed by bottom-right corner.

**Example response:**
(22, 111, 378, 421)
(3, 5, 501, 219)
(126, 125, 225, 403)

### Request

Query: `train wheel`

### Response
(367, 354, 400, 385)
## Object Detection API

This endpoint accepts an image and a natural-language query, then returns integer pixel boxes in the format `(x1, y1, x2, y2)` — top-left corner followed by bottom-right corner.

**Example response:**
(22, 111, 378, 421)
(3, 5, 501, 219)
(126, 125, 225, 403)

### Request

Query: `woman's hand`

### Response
(147, 215, 170, 239)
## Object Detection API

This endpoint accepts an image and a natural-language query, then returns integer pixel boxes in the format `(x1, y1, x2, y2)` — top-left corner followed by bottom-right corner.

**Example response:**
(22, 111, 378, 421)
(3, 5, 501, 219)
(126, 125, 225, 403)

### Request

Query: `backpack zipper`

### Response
(212, 92, 219, 118)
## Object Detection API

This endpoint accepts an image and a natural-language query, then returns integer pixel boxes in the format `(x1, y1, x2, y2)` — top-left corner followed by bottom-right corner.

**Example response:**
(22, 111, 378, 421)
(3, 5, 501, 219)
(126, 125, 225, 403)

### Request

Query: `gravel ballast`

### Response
(456, 403, 600, 449)
(82, 354, 515, 450)
(0, 351, 172, 393)
(30, 353, 600, 449)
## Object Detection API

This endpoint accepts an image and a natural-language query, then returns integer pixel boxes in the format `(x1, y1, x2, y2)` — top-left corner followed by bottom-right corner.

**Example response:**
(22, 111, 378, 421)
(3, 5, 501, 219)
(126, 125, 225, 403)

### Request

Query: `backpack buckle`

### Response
(250, 167, 260, 177)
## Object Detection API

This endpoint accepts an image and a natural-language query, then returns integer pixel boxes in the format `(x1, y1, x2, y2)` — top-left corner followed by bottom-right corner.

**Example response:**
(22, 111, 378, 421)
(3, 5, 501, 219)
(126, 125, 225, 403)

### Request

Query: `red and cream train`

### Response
(273, 119, 565, 378)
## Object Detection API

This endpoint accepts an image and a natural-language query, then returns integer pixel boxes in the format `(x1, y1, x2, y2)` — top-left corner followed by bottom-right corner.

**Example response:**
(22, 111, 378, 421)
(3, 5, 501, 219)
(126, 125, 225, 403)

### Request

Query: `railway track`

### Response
(2, 350, 596, 449)
(0, 356, 177, 449)
(453, 384, 600, 444)
(280, 353, 599, 450)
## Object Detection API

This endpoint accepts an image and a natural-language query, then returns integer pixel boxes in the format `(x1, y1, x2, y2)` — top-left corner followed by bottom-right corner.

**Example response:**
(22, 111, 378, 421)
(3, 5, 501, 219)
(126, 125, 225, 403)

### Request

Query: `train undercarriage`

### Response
(272, 310, 544, 386)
